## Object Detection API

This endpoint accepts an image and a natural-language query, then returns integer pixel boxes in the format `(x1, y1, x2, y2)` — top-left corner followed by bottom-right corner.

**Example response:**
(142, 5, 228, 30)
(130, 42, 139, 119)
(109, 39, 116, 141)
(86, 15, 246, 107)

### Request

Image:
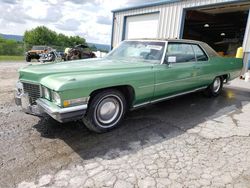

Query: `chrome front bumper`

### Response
(36, 99, 88, 122)
(15, 93, 88, 123)
(15, 93, 41, 115)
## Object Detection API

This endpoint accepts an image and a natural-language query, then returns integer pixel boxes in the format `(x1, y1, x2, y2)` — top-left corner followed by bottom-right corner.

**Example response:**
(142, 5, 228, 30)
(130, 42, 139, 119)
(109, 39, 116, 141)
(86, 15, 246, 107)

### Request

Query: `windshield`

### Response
(32, 46, 46, 50)
(106, 41, 165, 64)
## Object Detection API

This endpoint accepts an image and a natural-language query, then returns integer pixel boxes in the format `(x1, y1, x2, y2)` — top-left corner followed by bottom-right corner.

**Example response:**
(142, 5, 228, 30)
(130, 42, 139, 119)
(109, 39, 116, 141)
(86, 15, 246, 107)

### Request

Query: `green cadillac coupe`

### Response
(15, 39, 242, 132)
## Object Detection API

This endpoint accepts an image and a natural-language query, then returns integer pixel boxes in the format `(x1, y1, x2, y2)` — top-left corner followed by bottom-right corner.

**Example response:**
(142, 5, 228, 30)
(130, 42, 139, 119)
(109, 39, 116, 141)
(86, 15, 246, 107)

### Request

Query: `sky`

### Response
(0, 0, 158, 44)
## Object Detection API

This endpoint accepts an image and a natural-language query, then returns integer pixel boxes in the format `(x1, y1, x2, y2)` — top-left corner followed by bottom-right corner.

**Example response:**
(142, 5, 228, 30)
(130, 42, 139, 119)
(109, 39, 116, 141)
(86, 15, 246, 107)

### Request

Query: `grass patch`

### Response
(0, 55, 24, 62)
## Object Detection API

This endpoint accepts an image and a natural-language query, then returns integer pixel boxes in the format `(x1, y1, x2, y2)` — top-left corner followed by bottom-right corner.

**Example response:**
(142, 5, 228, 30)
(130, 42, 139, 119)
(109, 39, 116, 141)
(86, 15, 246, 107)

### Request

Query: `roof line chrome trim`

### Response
(132, 86, 207, 109)
(125, 39, 168, 43)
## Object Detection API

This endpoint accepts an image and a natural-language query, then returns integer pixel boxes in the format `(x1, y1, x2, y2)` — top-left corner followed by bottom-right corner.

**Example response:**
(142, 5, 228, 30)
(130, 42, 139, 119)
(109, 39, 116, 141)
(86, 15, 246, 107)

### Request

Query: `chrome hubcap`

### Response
(213, 78, 221, 93)
(97, 97, 120, 125)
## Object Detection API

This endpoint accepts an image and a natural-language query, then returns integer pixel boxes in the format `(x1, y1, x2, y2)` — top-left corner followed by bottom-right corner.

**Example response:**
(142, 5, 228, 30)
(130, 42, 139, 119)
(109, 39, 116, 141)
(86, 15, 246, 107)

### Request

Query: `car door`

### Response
(191, 44, 214, 86)
(153, 42, 198, 100)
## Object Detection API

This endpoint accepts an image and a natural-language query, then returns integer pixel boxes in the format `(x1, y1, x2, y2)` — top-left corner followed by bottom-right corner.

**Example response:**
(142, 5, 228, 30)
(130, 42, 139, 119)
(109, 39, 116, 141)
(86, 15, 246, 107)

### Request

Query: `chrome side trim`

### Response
(133, 86, 207, 109)
(138, 84, 155, 89)
(154, 76, 199, 86)
(133, 101, 151, 108)
(154, 73, 216, 87)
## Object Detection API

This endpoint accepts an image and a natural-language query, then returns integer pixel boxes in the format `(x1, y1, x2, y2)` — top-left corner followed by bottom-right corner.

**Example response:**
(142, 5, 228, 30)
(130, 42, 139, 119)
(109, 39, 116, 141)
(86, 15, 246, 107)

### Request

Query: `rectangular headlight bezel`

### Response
(52, 91, 61, 106)
(42, 87, 51, 100)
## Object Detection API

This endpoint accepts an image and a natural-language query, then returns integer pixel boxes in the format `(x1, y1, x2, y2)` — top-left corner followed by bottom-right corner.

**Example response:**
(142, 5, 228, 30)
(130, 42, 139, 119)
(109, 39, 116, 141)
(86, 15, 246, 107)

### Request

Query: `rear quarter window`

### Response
(192, 45, 208, 61)
(201, 43, 219, 57)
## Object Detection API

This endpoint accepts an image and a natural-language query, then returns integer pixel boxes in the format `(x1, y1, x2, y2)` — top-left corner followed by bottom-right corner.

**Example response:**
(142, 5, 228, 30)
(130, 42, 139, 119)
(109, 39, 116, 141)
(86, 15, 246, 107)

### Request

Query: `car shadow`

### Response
(33, 86, 250, 160)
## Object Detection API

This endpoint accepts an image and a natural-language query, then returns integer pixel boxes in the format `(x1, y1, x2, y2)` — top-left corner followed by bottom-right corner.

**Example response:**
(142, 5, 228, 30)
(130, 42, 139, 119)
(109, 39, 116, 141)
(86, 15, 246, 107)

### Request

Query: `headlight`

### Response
(43, 87, 50, 100)
(16, 81, 23, 95)
(63, 97, 89, 107)
(52, 91, 61, 106)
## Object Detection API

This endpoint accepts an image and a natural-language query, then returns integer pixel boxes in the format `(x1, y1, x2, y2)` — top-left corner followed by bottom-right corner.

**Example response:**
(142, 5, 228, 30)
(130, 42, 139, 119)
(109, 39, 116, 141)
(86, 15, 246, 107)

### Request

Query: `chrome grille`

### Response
(22, 82, 41, 104)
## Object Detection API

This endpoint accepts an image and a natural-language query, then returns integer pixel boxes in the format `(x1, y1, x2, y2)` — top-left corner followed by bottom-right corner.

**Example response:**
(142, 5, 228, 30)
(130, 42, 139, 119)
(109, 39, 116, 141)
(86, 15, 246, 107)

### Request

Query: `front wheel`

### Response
(83, 90, 126, 133)
(205, 77, 223, 97)
(26, 55, 31, 62)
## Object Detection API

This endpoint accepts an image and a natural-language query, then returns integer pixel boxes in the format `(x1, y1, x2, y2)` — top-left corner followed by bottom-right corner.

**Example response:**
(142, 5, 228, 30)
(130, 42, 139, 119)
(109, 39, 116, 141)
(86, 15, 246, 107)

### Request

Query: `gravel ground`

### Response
(0, 62, 250, 188)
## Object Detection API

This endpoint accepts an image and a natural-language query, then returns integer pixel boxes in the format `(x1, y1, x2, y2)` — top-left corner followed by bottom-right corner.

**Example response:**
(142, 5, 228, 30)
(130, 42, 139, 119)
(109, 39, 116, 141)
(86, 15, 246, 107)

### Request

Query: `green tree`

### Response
(0, 37, 24, 55)
(56, 33, 68, 47)
(68, 35, 86, 47)
(24, 26, 57, 47)
(24, 26, 87, 50)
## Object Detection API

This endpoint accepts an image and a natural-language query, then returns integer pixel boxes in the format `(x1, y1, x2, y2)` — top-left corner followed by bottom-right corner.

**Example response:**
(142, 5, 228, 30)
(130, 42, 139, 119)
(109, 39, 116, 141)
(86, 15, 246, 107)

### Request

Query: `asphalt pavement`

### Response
(0, 62, 250, 188)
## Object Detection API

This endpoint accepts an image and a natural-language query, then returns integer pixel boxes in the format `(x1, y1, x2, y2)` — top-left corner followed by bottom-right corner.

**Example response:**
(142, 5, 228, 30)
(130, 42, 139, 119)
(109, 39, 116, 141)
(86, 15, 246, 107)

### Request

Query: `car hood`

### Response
(28, 50, 43, 53)
(19, 58, 154, 87)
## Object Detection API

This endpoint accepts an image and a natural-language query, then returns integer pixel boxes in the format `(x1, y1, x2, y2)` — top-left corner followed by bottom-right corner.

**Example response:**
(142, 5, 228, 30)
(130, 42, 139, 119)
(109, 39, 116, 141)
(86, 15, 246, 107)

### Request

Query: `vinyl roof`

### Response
(124, 38, 219, 57)
(125, 38, 204, 44)
(112, 0, 181, 13)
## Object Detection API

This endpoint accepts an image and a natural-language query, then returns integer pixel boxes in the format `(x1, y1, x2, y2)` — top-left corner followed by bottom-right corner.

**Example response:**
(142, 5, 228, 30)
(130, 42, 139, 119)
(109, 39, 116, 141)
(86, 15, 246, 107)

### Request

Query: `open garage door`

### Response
(124, 13, 159, 40)
(183, 2, 250, 57)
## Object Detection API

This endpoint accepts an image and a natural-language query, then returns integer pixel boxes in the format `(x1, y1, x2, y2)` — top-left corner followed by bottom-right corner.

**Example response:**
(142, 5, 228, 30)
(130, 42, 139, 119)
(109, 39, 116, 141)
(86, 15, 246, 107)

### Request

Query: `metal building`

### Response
(111, 0, 250, 71)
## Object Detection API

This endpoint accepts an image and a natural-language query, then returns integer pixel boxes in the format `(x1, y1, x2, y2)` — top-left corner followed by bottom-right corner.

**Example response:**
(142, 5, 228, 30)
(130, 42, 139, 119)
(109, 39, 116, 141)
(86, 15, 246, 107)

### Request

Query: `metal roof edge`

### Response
(112, 0, 181, 13)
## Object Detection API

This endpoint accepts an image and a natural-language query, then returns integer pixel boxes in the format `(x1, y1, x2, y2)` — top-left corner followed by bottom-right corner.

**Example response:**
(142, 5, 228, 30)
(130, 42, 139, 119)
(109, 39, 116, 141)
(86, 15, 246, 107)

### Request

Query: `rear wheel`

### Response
(83, 89, 126, 133)
(205, 76, 223, 97)
(51, 53, 56, 61)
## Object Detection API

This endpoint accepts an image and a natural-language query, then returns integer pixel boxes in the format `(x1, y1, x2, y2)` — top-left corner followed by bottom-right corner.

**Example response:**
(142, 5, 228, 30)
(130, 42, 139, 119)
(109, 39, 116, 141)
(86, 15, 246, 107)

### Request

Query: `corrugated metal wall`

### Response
(112, 0, 250, 52)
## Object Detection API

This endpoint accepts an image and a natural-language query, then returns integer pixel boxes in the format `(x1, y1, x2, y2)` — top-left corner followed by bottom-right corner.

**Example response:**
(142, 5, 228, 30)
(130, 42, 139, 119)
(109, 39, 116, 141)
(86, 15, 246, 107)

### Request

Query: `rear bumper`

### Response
(15, 95, 87, 123)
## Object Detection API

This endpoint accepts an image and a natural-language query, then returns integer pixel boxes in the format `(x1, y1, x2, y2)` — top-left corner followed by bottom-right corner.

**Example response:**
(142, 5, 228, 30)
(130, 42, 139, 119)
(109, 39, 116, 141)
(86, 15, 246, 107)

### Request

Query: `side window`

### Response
(166, 43, 196, 63)
(192, 45, 208, 61)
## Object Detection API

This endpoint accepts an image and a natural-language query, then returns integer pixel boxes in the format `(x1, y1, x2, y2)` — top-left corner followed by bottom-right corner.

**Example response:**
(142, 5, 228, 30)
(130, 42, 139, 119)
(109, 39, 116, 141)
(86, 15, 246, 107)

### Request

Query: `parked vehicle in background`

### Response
(63, 48, 71, 61)
(25, 46, 51, 62)
(39, 50, 63, 63)
(93, 51, 107, 58)
(63, 44, 96, 61)
(15, 39, 243, 133)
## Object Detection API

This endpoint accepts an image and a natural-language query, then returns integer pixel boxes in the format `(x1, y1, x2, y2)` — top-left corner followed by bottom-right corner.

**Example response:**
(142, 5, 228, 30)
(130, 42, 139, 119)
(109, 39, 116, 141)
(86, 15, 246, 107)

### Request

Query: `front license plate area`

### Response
(21, 94, 30, 111)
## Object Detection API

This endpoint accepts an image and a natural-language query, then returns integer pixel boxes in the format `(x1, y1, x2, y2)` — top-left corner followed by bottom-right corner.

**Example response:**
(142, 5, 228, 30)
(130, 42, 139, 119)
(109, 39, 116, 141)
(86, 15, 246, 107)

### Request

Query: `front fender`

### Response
(40, 69, 155, 105)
